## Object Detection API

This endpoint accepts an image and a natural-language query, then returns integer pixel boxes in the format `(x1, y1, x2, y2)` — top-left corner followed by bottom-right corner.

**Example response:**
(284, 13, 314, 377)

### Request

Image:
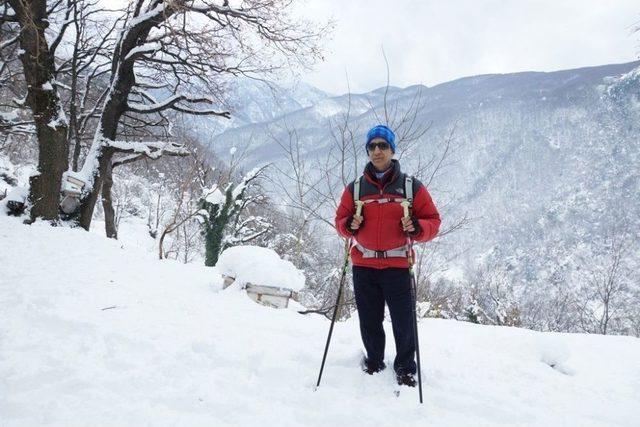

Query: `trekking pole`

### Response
(402, 201, 424, 404)
(315, 202, 363, 390)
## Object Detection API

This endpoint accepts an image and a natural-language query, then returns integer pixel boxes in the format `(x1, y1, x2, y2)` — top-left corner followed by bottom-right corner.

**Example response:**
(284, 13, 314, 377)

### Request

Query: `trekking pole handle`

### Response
(401, 200, 410, 219)
(355, 200, 364, 218)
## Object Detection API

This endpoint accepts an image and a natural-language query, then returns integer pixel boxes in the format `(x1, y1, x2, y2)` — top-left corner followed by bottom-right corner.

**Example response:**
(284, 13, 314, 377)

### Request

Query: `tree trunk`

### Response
(71, 134, 83, 172)
(204, 210, 230, 267)
(74, 0, 170, 230)
(9, 0, 69, 221)
(78, 147, 113, 230)
(102, 161, 117, 239)
(29, 124, 69, 221)
(77, 74, 125, 231)
(204, 224, 224, 267)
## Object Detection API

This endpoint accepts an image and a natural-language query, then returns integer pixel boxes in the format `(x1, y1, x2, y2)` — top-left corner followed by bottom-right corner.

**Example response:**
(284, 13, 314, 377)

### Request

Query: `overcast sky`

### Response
(297, 0, 640, 94)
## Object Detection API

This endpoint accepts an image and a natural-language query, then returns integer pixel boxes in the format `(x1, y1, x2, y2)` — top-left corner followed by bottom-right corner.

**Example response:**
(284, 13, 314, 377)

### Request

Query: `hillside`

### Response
(1, 215, 638, 426)
(204, 61, 640, 332)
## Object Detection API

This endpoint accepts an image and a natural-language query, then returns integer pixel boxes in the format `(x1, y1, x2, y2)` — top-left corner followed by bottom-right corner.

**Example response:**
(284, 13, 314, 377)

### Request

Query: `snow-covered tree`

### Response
(2, 0, 325, 229)
(574, 231, 638, 335)
(198, 165, 268, 266)
(464, 263, 521, 327)
(73, 0, 325, 232)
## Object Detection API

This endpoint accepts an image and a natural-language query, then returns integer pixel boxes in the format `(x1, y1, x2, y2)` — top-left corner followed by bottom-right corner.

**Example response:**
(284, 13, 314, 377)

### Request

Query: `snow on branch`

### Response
(186, 2, 260, 24)
(126, 93, 230, 117)
(128, 2, 165, 28)
(232, 165, 268, 200)
(0, 5, 18, 23)
(106, 139, 189, 159)
(111, 153, 145, 168)
(49, 0, 76, 56)
(111, 141, 188, 168)
(0, 34, 19, 50)
(124, 41, 161, 61)
(0, 110, 35, 134)
(231, 215, 272, 244)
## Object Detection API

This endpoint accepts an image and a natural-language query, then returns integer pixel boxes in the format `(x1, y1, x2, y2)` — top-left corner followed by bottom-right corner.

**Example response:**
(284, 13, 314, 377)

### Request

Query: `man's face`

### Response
(367, 137, 394, 171)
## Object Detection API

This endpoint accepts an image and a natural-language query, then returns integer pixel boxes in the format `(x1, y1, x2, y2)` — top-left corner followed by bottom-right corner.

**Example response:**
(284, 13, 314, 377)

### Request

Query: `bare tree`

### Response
(72, 0, 325, 232)
(2, 0, 71, 221)
(58, 0, 121, 172)
(156, 148, 209, 259)
(575, 232, 635, 335)
(463, 262, 521, 327)
(0, 21, 33, 137)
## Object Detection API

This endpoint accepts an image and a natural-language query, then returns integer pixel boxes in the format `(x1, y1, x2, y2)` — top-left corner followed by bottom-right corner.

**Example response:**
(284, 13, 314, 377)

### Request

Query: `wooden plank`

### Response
(245, 283, 293, 298)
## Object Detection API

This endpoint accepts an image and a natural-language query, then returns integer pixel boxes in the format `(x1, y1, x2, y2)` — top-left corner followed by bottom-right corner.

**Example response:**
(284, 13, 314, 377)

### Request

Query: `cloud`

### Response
(300, 0, 640, 94)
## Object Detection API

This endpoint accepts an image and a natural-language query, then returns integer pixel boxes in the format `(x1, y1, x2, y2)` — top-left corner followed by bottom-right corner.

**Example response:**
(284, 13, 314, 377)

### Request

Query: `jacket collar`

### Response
(364, 159, 401, 186)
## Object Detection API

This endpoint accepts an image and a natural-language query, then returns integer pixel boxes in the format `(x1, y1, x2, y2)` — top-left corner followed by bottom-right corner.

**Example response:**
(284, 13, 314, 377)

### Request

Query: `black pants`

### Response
(353, 265, 416, 374)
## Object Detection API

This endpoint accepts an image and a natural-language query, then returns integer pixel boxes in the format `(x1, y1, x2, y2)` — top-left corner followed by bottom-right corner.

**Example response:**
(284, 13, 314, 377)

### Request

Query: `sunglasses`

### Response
(367, 142, 390, 151)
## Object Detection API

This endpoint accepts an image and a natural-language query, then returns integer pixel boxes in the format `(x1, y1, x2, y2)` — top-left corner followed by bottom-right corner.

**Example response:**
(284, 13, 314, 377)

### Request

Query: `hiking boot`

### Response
(396, 371, 417, 387)
(361, 357, 386, 375)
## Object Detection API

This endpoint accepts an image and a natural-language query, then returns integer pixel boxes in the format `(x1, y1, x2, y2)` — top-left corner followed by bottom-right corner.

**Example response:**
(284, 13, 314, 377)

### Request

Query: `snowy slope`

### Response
(0, 215, 639, 427)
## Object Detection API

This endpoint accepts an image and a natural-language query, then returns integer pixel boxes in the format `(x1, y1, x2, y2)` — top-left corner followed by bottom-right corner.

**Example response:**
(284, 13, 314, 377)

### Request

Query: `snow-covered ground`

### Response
(1, 215, 639, 427)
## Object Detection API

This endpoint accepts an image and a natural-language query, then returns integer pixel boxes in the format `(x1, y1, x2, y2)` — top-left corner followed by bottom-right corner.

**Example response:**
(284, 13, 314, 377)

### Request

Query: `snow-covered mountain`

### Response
(1, 215, 638, 426)
(207, 63, 635, 162)
(206, 62, 640, 317)
(184, 77, 331, 143)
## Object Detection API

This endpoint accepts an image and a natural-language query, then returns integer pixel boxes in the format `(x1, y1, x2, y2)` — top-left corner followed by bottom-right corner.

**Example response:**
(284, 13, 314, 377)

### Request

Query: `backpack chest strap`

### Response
(361, 197, 406, 205)
(353, 174, 414, 210)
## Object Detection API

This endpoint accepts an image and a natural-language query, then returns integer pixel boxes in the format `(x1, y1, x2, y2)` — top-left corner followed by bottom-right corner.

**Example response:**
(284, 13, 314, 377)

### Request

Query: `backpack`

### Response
(350, 174, 415, 259)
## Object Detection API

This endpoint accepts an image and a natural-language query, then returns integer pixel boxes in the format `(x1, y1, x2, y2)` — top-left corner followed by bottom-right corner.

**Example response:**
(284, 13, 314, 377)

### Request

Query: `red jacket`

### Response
(335, 160, 441, 269)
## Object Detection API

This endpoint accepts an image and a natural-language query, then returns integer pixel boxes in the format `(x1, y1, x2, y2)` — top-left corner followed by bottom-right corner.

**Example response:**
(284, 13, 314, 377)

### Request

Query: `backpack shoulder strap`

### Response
(353, 174, 363, 203)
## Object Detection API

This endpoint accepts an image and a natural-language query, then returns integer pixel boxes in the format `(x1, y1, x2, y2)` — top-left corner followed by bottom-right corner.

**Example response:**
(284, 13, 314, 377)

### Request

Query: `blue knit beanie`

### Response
(366, 125, 396, 153)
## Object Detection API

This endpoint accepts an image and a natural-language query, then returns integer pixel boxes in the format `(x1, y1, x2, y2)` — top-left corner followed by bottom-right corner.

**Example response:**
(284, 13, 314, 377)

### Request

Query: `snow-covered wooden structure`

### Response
(246, 284, 298, 309)
(222, 275, 298, 309)
(217, 246, 305, 310)
(60, 174, 85, 215)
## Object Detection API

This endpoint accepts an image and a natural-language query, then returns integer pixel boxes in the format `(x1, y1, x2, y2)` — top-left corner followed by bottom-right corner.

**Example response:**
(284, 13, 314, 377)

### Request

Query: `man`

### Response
(334, 124, 441, 387)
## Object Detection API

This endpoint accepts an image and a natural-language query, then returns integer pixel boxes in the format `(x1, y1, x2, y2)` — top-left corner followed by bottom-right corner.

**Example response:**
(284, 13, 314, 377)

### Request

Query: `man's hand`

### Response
(401, 216, 414, 233)
(350, 215, 364, 231)
(401, 216, 421, 236)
